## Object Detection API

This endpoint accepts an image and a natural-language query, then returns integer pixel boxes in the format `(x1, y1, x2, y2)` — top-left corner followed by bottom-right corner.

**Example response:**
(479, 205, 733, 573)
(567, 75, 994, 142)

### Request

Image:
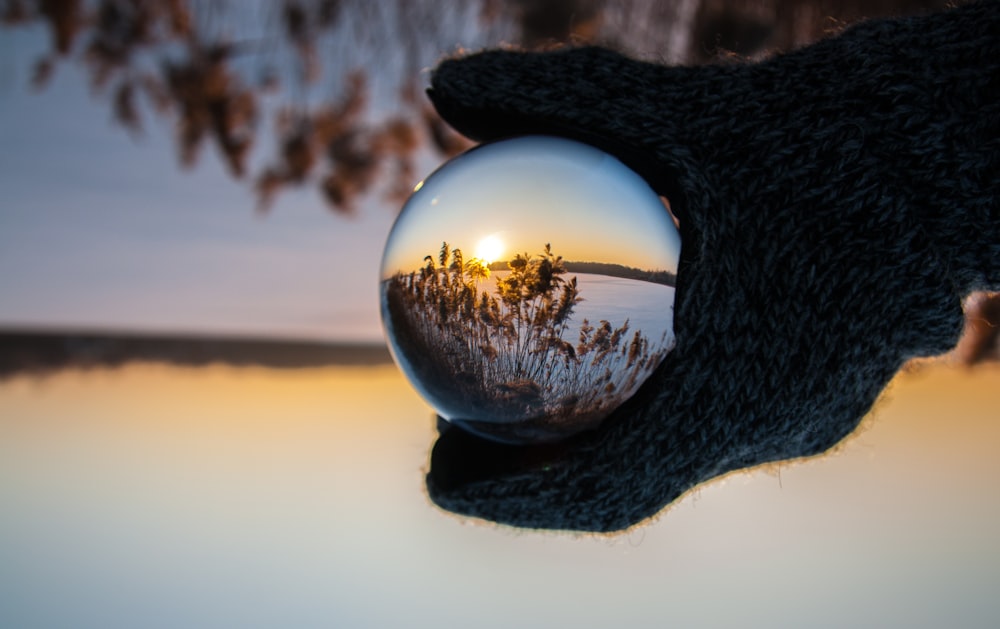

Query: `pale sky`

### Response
(0, 25, 403, 343)
(382, 137, 681, 277)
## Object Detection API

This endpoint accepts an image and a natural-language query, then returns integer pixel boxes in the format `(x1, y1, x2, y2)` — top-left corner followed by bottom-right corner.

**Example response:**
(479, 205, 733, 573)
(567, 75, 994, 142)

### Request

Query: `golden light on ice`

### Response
(474, 235, 504, 264)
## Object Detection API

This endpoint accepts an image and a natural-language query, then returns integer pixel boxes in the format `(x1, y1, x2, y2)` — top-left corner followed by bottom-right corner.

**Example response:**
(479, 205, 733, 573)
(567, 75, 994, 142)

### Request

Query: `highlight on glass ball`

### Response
(380, 136, 681, 444)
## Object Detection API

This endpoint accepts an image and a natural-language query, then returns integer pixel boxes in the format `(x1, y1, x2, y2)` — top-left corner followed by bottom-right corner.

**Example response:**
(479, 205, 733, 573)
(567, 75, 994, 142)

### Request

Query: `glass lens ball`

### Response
(380, 136, 681, 444)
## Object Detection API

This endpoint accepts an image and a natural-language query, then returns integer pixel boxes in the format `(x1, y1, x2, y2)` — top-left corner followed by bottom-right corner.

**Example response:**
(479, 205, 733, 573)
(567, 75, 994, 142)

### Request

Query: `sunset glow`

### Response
(474, 235, 505, 264)
(380, 138, 682, 278)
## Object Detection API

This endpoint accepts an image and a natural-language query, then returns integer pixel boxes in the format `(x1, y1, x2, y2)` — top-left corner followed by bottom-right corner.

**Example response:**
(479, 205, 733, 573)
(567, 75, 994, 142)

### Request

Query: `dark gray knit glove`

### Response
(424, 1, 1000, 532)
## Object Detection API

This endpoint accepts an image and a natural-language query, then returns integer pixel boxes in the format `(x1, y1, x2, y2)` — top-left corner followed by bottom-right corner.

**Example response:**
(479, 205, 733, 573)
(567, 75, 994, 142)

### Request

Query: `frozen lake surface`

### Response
(482, 272, 675, 350)
(570, 273, 675, 345)
(1, 361, 999, 628)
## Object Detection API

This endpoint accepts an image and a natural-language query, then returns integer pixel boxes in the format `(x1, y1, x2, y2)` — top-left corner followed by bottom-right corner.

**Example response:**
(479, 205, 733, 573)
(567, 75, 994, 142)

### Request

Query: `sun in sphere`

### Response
(474, 234, 505, 264)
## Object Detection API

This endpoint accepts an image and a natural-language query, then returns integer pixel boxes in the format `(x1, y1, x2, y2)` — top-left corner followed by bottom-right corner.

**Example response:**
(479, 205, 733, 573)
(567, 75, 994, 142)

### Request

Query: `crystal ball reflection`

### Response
(380, 136, 681, 444)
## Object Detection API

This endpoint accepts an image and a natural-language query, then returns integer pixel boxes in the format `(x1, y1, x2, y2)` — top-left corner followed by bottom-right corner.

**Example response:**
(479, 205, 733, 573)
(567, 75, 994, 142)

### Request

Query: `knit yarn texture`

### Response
(424, 1, 1000, 532)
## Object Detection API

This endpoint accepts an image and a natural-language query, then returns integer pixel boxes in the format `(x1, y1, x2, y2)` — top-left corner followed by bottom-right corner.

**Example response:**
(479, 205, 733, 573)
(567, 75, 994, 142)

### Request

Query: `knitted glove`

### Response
(424, 1, 1000, 532)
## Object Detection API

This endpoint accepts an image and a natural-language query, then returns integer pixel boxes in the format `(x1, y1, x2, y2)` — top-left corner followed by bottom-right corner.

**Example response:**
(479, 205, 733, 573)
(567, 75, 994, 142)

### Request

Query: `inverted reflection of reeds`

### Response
(384, 242, 669, 431)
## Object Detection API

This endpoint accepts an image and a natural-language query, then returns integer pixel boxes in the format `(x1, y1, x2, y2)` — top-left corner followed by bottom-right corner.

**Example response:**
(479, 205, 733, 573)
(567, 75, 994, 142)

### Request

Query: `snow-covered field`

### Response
(478, 271, 676, 351)
(570, 273, 675, 347)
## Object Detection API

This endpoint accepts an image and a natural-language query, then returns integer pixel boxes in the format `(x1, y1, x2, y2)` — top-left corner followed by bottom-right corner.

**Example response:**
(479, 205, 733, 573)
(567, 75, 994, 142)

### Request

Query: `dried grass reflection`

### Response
(384, 242, 672, 440)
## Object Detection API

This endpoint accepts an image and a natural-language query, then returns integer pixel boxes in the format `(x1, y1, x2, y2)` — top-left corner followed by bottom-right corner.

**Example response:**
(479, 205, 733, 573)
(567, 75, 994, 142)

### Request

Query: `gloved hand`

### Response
(424, 1, 1000, 532)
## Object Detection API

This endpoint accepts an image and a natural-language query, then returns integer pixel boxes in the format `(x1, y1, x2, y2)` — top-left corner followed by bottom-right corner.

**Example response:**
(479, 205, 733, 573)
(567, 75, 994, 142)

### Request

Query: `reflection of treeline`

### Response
(488, 260, 676, 286)
(0, 330, 391, 378)
(384, 242, 671, 437)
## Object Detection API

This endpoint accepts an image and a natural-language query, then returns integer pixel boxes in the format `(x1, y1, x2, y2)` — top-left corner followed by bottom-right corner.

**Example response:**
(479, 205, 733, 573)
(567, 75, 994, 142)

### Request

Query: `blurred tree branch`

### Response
(2, 0, 487, 213)
(3, 0, 992, 365)
(2, 0, 952, 213)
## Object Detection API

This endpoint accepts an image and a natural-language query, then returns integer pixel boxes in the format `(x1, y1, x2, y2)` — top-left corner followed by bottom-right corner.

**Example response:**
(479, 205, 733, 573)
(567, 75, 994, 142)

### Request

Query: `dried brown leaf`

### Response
(317, 0, 340, 27)
(113, 79, 141, 133)
(375, 118, 419, 154)
(424, 107, 472, 157)
(138, 73, 171, 112)
(282, 1, 309, 44)
(2, 0, 32, 24)
(40, 0, 83, 55)
(256, 168, 288, 214)
(282, 128, 316, 181)
(166, 0, 192, 36)
(31, 56, 55, 90)
(321, 171, 361, 214)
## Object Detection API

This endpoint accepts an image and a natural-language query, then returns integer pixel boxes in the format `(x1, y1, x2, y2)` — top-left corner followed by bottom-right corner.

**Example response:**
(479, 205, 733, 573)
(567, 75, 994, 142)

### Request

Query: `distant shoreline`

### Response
(487, 260, 676, 287)
(0, 329, 391, 378)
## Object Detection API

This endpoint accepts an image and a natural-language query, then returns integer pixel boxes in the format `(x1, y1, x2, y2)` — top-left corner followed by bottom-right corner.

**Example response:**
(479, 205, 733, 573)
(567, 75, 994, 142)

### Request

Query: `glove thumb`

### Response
(428, 46, 705, 201)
